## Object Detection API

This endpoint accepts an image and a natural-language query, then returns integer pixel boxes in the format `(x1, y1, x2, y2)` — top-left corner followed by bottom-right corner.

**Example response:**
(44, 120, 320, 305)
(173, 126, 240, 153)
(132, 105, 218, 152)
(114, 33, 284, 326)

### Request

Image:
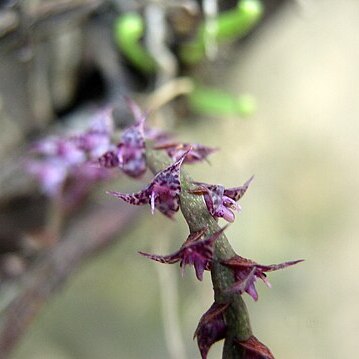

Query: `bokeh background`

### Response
(4, 1, 359, 358)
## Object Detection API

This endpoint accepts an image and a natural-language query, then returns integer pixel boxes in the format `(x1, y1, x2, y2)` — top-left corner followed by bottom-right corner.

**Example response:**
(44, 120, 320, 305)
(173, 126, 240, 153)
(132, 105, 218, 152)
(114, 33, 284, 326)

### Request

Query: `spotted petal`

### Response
(190, 177, 253, 222)
(107, 188, 150, 206)
(117, 99, 147, 178)
(224, 176, 254, 201)
(98, 150, 120, 168)
(147, 150, 188, 217)
(107, 151, 188, 217)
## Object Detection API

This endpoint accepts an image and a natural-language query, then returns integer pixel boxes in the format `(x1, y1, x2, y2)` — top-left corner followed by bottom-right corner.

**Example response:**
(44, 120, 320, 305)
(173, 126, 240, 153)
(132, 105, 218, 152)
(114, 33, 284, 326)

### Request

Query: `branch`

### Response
(0, 201, 139, 358)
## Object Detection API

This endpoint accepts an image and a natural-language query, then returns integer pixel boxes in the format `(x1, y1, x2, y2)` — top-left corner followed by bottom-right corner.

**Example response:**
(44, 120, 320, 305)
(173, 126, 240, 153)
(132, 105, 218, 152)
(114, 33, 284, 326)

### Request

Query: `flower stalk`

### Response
(146, 145, 252, 358)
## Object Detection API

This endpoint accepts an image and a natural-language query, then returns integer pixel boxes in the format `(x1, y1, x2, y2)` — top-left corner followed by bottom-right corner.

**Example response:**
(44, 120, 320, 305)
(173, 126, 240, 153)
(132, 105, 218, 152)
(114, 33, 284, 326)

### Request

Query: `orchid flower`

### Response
(139, 226, 226, 280)
(190, 176, 254, 222)
(222, 255, 304, 301)
(107, 150, 189, 217)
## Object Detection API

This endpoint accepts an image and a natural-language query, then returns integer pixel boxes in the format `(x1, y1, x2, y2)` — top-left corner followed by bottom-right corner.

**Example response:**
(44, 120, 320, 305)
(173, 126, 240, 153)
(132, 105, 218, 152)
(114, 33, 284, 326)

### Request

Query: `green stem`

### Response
(114, 13, 156, 73)
(146, 146, 252, 358)
(180, 0, 263, 64)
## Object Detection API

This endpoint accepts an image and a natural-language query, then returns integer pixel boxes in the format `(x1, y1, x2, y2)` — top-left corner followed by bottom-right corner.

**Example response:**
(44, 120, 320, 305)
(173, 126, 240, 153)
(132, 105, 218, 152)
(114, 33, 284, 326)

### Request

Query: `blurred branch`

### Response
(0, 201, 138, 357)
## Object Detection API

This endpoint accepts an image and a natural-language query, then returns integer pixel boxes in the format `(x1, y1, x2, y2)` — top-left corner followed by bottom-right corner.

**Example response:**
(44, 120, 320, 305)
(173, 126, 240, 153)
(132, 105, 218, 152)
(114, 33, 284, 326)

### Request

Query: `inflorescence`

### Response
(27, 100, 302, 358)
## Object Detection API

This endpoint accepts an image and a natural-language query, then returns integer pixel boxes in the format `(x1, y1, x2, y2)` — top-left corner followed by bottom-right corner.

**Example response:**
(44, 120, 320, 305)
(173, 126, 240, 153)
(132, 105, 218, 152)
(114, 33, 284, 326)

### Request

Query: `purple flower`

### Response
(28, 137, 86, 195)
(139, 226, 226, 280)
(117, 133, 146, 177)
(31, 137, 86, 165)
(26, 159, 68, 196)
(236, 336, 275, 359)
(107, 150, 189, 218)
(72, 107, 114, 159)
(154, 142, 217, 164)
(194, 302, 229, 359)
(190, 176, 254, 222)
(115, 99, 147, 178)
(222, 256, 304, 301)
(27, 108, 115, 196)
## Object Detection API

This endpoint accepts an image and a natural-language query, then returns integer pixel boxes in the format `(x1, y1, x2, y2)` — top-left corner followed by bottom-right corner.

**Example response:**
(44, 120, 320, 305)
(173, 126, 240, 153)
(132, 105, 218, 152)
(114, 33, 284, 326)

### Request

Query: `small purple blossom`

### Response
(236, 336, 275, 359)
(113, 99, 147, 178)
(139, 226, 226, 280)
(107, 150, 189, 218)
(72, 107, 114, 159)
(117, 133, 146, 177)
(193, 302, 229, 359)
(190, 176, 254, 222)
(26, 109, 115, 196)
(26, 159, 68, 196)
(222, 256, 304, 301)
(31, 136, 86, 165)
(154, 142, 217, 164)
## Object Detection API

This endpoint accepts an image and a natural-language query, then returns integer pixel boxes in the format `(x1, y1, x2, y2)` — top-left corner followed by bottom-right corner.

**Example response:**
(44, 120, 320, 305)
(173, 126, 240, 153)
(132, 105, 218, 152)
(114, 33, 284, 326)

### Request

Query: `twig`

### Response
(146, 77, 194, 113)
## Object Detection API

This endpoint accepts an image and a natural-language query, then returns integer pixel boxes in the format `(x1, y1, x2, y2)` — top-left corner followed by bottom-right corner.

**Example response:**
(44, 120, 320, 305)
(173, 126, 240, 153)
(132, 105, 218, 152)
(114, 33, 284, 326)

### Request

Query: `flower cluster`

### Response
(98, 101, 303, 358)
(26, 108, 114, 196)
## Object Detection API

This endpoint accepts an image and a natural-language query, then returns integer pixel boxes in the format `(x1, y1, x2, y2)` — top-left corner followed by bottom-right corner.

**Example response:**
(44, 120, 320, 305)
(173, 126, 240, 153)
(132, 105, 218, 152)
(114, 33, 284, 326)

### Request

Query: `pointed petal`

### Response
(117, 100, 147, 178)
(124, 97, 146, 128)
(98, 150, 120, 168)
(152, 149, 188, 189)
(161, 143, 217, 164)
(223, 256, 304, 273)
(193, 260, 206, 281)
(148, 150, 189, 217)
(224, 176, 254, 201)
(256, 259, 304, 273)
(182, 226, 227, 279)
(138, 227, 208, 269)
(185, 228, 208, 244)
(138, 251, 181, 264)
(153, 142, 180, 150)
(236, 335, 275, 359)
(106, 189, 150, 206)
(222, 256, 257, 268)
(226, 267, 259, 301)
(223, 256, 303, 300)
(194, 302, 229, 359)
(182, 226, 226, 256)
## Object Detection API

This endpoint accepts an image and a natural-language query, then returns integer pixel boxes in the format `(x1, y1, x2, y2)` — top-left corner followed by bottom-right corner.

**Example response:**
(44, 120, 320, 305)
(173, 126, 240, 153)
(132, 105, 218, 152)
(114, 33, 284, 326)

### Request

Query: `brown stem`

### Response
(146, 147, 252, 358)
(0, 202, 138, 358)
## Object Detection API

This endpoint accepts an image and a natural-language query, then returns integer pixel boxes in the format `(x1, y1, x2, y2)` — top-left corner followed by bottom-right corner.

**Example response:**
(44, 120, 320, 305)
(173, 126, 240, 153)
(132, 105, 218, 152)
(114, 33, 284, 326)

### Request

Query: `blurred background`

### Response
(1, 0, 358, 358)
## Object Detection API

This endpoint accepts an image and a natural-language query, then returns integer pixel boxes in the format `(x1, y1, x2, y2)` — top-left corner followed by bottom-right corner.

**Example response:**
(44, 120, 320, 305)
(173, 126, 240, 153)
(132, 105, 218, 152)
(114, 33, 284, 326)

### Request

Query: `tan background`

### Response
(13, 1, 359, 358)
